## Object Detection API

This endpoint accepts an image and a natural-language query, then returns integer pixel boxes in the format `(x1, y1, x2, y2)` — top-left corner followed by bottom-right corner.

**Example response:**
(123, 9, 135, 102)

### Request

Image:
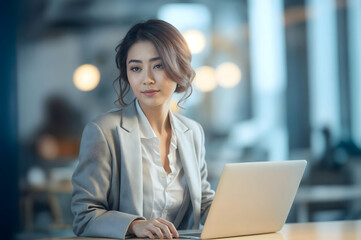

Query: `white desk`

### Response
(40, 220, 361, 240)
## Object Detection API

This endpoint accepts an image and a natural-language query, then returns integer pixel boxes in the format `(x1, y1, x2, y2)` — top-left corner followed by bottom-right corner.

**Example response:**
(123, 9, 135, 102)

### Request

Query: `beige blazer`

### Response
(71, 102, 214, 239)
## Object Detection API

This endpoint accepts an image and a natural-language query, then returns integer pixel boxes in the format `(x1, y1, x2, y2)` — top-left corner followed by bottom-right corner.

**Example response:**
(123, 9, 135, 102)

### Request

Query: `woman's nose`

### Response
(143, 69, 155, 85)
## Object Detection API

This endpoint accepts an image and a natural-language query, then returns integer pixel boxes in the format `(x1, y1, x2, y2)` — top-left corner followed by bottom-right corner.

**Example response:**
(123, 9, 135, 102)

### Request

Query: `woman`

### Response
(71, 19, 214, 239)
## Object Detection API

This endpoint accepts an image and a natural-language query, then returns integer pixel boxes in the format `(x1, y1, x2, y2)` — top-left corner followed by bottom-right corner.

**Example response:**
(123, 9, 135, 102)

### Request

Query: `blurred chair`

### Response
(20, 171, 73, 231)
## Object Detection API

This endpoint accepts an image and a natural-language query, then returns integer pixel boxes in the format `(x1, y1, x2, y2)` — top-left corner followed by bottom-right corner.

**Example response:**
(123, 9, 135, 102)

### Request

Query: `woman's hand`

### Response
(128, 218, 179, 239)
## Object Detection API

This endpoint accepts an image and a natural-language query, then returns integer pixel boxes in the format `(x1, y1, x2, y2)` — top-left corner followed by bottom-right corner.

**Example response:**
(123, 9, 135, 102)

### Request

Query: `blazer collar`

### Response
(120, 101, 138, 132)
(171, 112, 189, 134)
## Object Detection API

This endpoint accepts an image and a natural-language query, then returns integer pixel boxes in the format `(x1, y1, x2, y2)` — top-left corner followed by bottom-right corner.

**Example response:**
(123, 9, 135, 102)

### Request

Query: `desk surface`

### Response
(42, 220, 361, 240)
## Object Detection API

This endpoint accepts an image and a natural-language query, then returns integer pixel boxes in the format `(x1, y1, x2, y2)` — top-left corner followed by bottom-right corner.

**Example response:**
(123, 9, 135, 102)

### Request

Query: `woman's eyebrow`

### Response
(128, 59, 142, 64)
(128, 57, 161, 64)
(149, 57, 161, 62)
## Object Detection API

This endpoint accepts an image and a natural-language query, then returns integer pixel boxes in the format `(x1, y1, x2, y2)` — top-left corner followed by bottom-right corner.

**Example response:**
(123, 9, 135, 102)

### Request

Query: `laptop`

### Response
(178, 160, 307, 239)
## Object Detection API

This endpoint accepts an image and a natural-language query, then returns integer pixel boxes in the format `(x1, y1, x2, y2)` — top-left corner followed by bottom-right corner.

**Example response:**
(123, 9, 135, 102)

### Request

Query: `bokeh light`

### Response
(216, 62, 242, 88)
(73, 64, 101, 91)
(183, 30, 206, 54)
(194, 66, 217, 92)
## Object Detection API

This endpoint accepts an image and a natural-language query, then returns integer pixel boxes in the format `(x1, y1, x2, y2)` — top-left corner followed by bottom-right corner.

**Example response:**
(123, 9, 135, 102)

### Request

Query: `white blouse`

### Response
(136, 100, 186, 223)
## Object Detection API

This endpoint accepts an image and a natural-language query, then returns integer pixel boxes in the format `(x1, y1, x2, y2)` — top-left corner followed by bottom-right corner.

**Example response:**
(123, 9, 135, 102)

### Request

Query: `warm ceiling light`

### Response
(73, 64, 100, 91)
(183, 30, 206, 54)
(194, 66, 217, 92)
(216, 62, 242, 88)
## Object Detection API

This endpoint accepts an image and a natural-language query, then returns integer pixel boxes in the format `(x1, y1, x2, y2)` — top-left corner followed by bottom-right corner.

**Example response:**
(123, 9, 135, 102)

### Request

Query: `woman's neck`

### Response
(139, 101, 171, 136)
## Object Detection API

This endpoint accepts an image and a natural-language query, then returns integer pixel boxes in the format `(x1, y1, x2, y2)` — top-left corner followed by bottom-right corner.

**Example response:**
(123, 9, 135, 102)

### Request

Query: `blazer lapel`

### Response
(116, 102, 143, 216)
(173, 114, 201, 228)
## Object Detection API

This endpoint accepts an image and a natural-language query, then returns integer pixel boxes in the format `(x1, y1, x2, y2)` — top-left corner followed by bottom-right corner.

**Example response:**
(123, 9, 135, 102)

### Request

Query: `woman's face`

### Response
(126, 40, 177, 111)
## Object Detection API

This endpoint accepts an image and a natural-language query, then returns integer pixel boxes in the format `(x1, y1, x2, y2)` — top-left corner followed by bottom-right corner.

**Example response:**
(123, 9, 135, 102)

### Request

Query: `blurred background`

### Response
(2, 0, 361, 239)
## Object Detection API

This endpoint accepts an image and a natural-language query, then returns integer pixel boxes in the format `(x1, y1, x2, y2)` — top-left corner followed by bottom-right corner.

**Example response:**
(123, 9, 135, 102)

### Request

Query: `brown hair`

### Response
(114, 19, 195, 107)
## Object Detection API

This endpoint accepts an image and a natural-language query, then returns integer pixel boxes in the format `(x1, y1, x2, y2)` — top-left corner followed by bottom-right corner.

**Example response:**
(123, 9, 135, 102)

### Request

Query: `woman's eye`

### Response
(130, 67, 141, 72)
(154, 64, 163, 69)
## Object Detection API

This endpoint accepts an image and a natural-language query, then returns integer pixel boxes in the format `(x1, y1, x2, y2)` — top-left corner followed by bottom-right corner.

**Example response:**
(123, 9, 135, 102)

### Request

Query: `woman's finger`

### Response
(148, 225, 163, 239)
(157, 218, 179, 238)
(144, 230, 155, 239)
(153, 221, 173, 239)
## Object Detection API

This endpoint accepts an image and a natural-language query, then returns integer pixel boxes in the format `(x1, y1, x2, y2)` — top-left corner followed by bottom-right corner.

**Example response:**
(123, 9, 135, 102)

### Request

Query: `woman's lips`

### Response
(142, 90, 160, 97)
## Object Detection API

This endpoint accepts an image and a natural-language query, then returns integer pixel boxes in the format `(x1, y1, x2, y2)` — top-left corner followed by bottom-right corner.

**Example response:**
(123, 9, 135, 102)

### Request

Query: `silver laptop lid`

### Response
(201, 160, 307, 239)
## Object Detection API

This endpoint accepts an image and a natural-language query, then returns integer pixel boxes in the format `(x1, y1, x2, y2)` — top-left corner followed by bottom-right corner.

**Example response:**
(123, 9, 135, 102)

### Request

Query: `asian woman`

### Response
(71, 19, 214, 239)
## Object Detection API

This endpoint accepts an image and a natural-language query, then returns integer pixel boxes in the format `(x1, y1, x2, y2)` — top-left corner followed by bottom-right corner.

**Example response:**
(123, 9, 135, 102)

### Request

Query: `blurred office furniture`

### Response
(20, 172, 73, 231)
(20, 96, 82, 231)
(292, 126, 361, 222)
(294, 185, 361, 222)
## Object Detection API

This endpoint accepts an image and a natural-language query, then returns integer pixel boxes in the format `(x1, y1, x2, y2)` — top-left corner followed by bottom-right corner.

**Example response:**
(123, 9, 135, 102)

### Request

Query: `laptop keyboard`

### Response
(177, 230, 202, 239)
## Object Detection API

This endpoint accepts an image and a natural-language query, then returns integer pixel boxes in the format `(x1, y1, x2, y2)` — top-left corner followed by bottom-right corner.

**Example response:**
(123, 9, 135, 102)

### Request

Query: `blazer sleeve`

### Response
(197, 123, 215, 224)
(71, 122, 144, 239)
